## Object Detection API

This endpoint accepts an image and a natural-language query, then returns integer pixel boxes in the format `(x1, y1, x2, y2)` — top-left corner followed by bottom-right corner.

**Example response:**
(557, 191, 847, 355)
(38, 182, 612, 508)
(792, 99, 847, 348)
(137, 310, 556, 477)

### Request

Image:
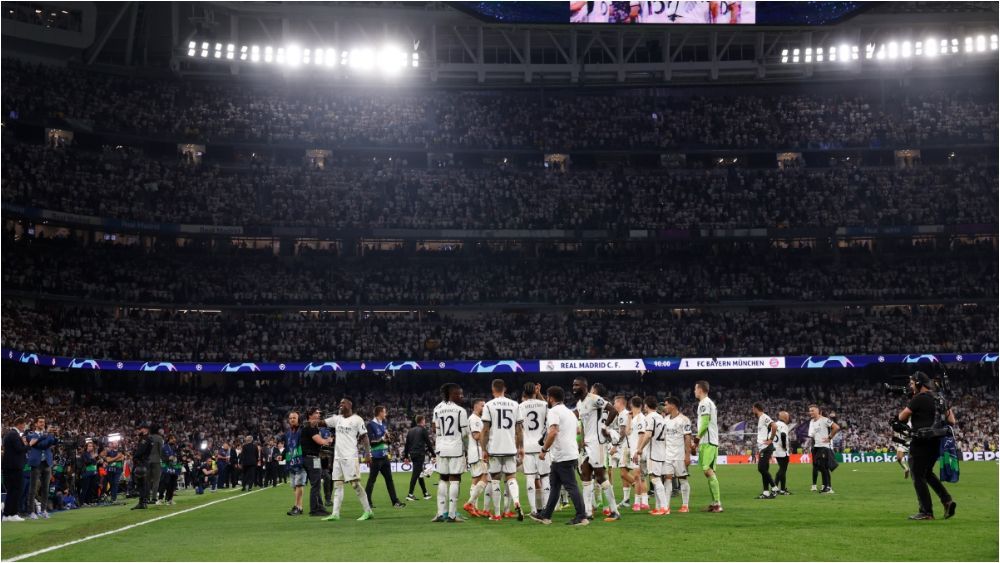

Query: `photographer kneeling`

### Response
(898, 372, 957, 521)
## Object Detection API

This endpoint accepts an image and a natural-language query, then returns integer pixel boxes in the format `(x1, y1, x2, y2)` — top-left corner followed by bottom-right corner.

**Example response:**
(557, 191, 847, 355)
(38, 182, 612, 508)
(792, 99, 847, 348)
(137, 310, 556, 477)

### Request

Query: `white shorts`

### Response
(614, 447, 640, 470)
(581, 440, 607, 469)
(436, 456, 465, 475)
(662, 458, 688, 477)
(522, 452, 551, 475)
(469, 460, 487, 478)
(488, 455, 517, 475)
(331, 458, 360, 482)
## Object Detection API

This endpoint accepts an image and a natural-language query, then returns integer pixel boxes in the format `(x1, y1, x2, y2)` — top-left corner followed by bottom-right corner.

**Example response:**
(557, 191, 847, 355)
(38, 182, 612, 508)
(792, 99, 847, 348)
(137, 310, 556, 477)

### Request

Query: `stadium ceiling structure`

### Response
(2, 1, 997, 84)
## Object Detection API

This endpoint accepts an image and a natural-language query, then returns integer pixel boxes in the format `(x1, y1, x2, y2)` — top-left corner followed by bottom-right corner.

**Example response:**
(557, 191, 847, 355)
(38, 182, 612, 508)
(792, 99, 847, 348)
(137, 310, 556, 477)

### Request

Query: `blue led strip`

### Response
(3, 349, 996, 373)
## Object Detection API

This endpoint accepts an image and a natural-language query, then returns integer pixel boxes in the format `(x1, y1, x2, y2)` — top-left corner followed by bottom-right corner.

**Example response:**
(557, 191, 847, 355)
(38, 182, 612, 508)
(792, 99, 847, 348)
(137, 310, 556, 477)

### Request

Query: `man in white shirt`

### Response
(572, 377, 621, 522)
(463, 399, 490, 517)
(432, 383, 469, 522)
(321, 396, 374, 522)
(530, 386, 588, 526)
(752, 403, 778, 499)
(808, 404, 840, 494)
(773, 411, 791, 494)
(518, 382, 550, 518)
(480, 379, 523, 521)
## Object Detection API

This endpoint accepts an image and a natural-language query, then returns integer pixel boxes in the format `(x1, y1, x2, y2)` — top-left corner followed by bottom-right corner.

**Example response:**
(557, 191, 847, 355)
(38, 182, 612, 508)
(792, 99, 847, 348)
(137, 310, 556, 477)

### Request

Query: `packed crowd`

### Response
(3, 303, 995, 361)
(3, 62, 997, 150)
(4, 237, 997, 306)
(4, 142, 998, 229)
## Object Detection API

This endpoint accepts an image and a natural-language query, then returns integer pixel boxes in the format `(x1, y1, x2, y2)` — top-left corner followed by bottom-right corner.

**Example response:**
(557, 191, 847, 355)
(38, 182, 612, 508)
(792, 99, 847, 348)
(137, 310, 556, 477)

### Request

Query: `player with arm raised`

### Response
(518, 382, 550, 519)
(463, 400, 490, 517)
(321, 397, 374, 522)
(693, 380, 722, 512)
(573, 378, 622, 522)
(480, 379, 524, 521)
(433, 383, 469, 522)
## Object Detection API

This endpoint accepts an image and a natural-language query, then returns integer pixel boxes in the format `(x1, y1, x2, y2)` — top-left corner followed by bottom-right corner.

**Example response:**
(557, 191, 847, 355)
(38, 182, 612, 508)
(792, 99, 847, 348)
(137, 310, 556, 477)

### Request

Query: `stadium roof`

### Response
(2, 1, 997, 85)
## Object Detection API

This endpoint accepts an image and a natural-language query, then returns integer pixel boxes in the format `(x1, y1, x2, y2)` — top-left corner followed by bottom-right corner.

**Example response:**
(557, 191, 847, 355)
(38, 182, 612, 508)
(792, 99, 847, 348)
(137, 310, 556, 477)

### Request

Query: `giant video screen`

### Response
(570, 1, 755, 24)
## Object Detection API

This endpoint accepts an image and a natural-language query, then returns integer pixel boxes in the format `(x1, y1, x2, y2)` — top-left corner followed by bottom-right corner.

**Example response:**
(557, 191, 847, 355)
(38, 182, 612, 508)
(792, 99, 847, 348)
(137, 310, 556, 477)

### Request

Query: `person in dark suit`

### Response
(403, 415, 434, 501)
(3, 417, 30, 521)
(239, 436, 259, 491)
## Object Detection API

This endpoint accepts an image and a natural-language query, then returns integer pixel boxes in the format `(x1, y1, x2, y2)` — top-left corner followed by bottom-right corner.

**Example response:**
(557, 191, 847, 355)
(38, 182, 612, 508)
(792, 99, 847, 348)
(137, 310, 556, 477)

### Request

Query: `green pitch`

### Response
(3, 463, 997, 561)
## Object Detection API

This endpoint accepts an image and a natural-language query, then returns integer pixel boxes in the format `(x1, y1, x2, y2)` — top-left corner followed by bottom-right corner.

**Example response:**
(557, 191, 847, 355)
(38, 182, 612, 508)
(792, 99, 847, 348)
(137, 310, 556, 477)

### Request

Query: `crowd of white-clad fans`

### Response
(4, 235, 997, 306)
(3, 302, 994, 362)
(3, 61, 996, 150)
(4, 142, 997, 229)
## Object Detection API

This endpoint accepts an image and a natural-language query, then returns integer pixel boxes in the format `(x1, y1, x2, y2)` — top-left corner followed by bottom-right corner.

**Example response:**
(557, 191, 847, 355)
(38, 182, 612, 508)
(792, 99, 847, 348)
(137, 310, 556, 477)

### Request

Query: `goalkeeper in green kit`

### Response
(693, 380, 723, 512)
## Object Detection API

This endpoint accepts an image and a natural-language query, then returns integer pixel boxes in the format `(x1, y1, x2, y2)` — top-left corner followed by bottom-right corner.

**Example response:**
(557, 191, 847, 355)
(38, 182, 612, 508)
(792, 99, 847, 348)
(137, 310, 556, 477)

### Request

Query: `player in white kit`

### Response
(480, 379, 524, 521)
(518, 382, 550, 518)
(463, 399, 491, 517)
(322, 397, 374, 522)
(660, 396, 692, 513)
(432, 383, 469, 522)
(572, 378, 621, 522)
(607, 396, 630, 510)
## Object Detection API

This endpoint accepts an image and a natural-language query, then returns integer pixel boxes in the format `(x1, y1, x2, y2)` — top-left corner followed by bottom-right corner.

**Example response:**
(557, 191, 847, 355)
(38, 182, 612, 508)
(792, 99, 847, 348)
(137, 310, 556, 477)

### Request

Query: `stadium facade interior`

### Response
(0, 1, 998, 558)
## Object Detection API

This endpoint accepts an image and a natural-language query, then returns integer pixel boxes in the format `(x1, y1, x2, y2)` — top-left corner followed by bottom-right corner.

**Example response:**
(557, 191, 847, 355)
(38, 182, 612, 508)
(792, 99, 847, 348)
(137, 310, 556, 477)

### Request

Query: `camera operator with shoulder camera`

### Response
(898, 371, 957, 521)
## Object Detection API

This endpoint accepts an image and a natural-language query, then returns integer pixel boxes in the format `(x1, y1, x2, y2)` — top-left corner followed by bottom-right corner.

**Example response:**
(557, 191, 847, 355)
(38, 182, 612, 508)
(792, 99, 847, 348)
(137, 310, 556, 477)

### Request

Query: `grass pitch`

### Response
(2, 463, 997, 561)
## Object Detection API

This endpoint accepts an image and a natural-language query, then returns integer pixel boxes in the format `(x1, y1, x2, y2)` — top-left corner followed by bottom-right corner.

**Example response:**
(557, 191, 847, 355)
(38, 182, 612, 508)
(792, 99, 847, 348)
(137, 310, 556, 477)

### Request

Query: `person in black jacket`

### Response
(239, 436, 259, 491)
(2, 417, 30, 521)
(403, 415, 434, 501)
(131, 422, 153, 510)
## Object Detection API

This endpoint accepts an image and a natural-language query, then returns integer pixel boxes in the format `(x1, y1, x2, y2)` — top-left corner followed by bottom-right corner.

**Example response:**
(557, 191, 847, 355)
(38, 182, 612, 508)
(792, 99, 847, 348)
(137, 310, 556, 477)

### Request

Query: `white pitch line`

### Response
(5, 487, 265, 562)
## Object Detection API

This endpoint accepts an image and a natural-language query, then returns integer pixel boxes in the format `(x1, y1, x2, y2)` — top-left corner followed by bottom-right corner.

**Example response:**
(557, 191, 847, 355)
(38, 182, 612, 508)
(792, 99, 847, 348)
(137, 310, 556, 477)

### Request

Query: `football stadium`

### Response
(1, 1, 998, 561)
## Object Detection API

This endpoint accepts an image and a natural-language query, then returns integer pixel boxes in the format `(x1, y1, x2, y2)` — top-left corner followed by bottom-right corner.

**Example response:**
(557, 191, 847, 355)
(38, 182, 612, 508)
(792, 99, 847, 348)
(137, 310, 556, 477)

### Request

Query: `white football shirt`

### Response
(627, 412, 647, 451)
(663, 413, 692, 461)
(577, 393, 610, 444)
(323, 414, 367, 460)
(774, 420, 790, 458)
(433, 401, 469, 457)
(481, 396, 519, 456)
(697, 397, 719, 446)
(468, 413, 483, 464)
(517, 399, 548, 454)
(808, 417, 834, 448)
(645, 411, 667, 461)
(756, 413, 775, 449)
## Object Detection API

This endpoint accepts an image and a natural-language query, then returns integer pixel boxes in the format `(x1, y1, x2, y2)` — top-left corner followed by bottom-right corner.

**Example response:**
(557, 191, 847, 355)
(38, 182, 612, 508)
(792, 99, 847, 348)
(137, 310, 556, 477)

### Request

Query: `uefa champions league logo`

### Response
(469, 361, 524, 373)
(383, 361, 421, 371)
(19, 353, 39, 365)
(68, 359, 101, 370)
(799, 356, 854, 368)
(903, 354, 939, 364)
(304, 362, 343, 372)
(140, 362, 178, 372)
(221, 363, 261, 372)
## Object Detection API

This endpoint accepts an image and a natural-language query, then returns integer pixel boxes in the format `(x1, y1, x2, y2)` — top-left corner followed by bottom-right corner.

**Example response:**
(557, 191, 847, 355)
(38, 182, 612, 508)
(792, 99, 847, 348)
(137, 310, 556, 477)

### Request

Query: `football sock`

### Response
(525, 479, 536, 513)
(601, 480, 618, 513)
(652, 479, 667, 510)
(448, 480, 460, 518)
(492, 480, 503, 516)
(436, 479, 448, 516)
(680, 479, 690, 505)
(708, 474, 721, 503)
(582, 481, 594, 515)
(351, 480, 371, 512)
(333, 481, 345, 516)
(507, 479, 520, 508)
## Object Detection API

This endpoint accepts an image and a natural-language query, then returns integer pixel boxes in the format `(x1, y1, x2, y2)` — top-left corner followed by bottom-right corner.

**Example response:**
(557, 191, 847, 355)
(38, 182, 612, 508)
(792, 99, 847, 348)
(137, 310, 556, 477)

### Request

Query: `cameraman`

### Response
(898, 372, 957, 521)
(27, 417, 58, 519)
